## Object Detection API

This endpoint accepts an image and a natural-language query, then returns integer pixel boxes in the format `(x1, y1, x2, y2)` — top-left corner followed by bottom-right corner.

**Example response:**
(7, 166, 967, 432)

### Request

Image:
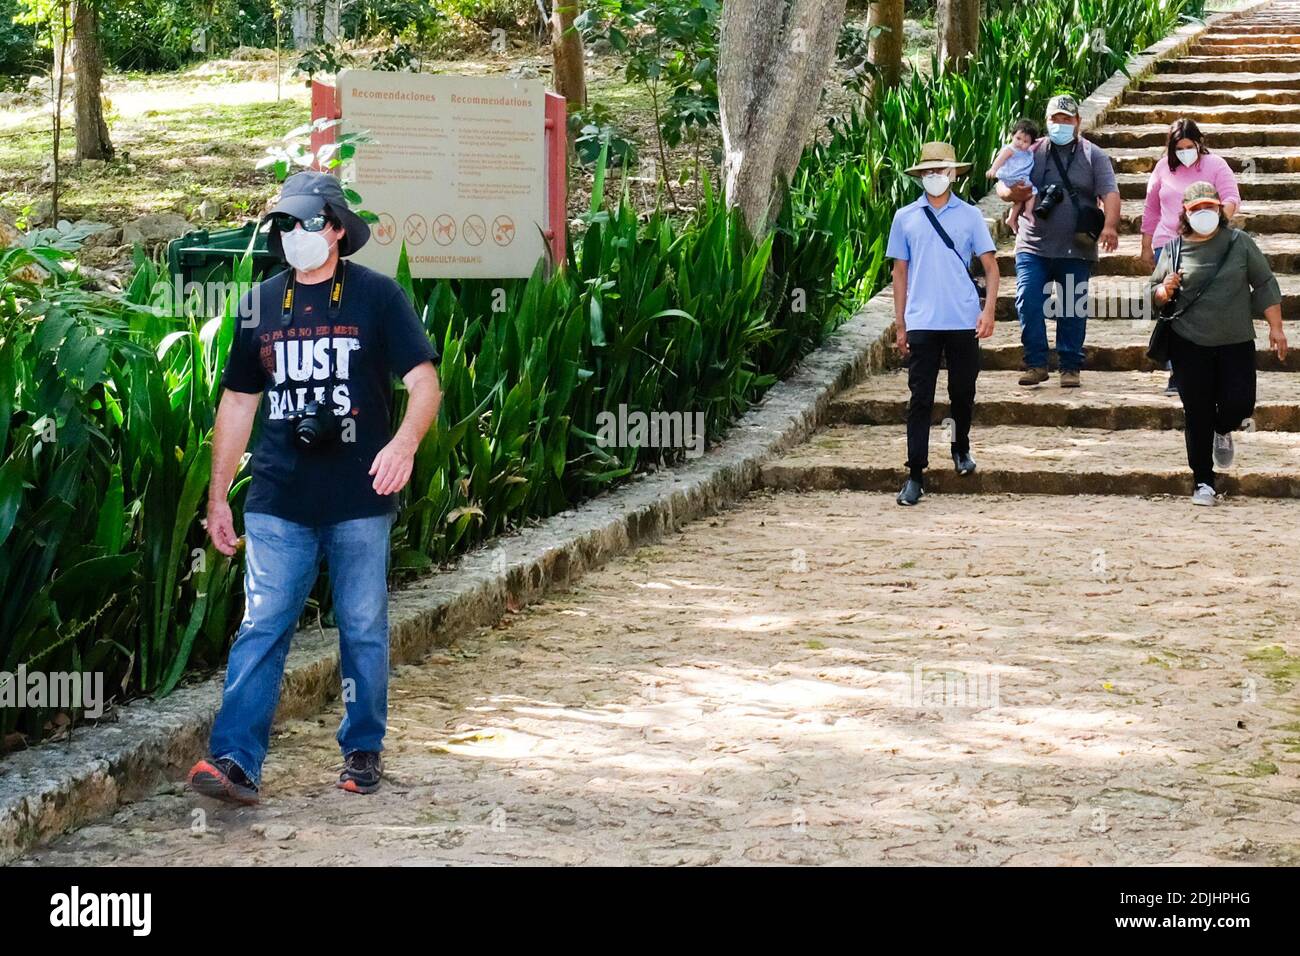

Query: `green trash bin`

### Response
(166, 220, 286, 294)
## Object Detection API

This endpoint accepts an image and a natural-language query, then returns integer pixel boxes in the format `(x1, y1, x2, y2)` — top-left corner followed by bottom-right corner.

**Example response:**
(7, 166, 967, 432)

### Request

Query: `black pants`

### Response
(1169, 330, 1256, 490)
(905, 329, 980, 480)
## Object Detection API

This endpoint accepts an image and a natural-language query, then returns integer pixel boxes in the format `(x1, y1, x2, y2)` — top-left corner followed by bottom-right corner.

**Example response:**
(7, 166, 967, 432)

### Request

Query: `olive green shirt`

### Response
(1148, 227, 1281, 347)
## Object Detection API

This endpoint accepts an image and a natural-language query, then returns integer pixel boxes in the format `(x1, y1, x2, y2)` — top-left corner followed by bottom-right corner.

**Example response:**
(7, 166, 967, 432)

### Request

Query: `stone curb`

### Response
(975, 0, 1273, 240)
(0, 283, 900, 865)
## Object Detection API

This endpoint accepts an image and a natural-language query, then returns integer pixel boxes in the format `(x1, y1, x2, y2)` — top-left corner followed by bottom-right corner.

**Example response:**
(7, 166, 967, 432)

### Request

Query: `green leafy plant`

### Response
(569, 102, 640, 170)
(581, 0, 720, 207)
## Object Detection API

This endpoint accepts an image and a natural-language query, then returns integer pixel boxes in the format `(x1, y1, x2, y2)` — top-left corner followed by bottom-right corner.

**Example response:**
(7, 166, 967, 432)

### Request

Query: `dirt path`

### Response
(17, 492, 1300, 866)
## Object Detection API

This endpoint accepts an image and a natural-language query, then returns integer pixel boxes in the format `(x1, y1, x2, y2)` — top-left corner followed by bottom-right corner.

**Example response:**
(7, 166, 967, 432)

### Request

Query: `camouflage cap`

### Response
(1045, 93, 1080, 118)
(1182, 180, 1222, 206)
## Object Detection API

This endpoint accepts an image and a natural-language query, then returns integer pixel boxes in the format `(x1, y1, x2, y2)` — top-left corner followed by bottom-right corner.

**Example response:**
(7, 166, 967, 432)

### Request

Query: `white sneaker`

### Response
(1192, 483, 1217, 507)
(1213, 432, 1234, 469)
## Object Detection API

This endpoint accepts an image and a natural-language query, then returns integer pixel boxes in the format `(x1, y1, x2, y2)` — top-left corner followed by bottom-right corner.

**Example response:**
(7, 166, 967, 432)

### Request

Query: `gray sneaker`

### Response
(1191, 483, 1217, 507)
(1213, 432, 1234, 469)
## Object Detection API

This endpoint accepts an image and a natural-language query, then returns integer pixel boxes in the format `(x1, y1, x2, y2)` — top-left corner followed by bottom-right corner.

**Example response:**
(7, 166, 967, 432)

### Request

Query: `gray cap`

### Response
(260, 170, 370, 257)
(1045, 93, 1080, 119)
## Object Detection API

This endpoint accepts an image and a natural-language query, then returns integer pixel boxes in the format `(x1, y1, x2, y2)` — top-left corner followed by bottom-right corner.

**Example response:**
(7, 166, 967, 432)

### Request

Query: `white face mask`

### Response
(1176, 148, 1199, 167)
(1188, 208, 1220, 235)
(281, 226, 332, 272)
(921, 171, 952, 197)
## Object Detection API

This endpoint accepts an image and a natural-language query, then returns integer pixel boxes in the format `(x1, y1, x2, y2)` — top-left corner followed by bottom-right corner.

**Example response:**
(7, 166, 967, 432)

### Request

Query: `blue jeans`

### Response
(209, 511, 395, 785)
(1015, 252, 1092, 371)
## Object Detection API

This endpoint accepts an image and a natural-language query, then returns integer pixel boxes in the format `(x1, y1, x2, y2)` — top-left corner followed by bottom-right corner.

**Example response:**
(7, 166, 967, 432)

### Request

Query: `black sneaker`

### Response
(338, 750, 383, 794)
(896, 478, 924, 506)
(188, 756, 259, 805)
(952, 448, 976, 476)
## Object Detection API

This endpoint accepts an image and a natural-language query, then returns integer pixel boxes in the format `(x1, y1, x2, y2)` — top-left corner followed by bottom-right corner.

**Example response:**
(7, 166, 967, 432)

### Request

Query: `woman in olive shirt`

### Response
(1150, 181, 1288, 506)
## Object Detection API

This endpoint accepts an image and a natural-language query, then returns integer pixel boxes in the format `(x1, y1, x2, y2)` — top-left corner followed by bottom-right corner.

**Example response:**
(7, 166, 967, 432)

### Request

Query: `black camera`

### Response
(1036, 183, 1066, 218)
(289, 399, 341, 453)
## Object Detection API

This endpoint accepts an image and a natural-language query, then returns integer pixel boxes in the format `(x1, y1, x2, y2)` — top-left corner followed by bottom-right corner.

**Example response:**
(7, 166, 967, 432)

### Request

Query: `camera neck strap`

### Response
(280, 259, 348, 399)
(1048, 141, 1082, 207)
(280, 259, 348, 325)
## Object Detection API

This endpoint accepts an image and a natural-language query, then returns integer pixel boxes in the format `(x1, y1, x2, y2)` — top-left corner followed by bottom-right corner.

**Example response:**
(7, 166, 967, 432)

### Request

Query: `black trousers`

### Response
(1169, 330, 1256, 490)
(905, 329, 980, 480)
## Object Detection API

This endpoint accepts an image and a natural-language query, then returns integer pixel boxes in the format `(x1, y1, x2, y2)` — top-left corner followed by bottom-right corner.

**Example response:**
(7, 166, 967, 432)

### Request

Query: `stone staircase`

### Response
(762, 0, 1300, 501)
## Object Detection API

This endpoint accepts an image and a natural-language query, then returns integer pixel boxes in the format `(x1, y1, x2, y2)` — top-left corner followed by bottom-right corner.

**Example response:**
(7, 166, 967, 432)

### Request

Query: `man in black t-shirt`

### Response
(188, 172, 441, 804)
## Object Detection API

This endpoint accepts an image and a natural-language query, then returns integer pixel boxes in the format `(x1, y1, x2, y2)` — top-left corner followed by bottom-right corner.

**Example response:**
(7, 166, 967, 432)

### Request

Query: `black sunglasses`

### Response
(269, 213, 333, 233)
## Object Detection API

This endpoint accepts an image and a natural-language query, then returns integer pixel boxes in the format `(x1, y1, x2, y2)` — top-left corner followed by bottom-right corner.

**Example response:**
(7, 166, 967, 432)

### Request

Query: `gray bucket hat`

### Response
(260, 170, 370, 258)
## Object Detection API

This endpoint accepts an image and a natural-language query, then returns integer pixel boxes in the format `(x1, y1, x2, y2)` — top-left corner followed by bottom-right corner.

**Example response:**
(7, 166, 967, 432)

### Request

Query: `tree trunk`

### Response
(72, 1, 112, 162)
(551, 1, 587, 110)
(291, 0, 315, 50)
(719, 0, 848, 234)
(322, 0, 341, 44)
(938, 0, 979, 72)
(964, 0, 982, 59)
(868, 0, 904, 90)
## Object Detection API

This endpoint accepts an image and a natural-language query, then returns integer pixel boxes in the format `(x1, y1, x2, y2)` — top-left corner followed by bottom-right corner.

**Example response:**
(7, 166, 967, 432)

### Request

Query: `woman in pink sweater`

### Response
(1141, 118, 1241, 392)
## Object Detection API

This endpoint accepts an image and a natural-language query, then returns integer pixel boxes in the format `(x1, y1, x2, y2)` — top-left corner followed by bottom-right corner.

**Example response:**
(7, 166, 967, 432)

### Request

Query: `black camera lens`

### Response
(291, 400, 340, 452)
(1036, 184, 1064, 218)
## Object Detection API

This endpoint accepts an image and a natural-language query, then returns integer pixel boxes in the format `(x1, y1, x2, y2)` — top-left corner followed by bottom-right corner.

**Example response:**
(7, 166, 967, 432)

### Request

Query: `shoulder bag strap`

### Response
(1167, 229, 1239, 319)
(921, 205, 969, 272)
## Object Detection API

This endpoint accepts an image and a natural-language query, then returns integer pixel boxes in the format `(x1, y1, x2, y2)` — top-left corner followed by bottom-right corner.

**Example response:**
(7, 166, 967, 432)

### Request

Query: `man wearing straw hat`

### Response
(886, 141, 999, 506)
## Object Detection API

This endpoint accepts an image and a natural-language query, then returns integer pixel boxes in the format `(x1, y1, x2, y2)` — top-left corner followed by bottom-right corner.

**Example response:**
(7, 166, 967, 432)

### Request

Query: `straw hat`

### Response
(903, 141, 972, 177)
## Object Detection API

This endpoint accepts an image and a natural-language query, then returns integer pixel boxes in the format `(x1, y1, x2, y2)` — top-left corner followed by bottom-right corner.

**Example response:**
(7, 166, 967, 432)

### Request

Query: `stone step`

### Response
(989, 272, 1300, 322)
(1107, 145, 1300, 174)
(1106, 103, 1300, 125)
(1157, 55, 1300, 74)
(1113, 171, 1300, 201)
(1189, 42, 1300, 55)
(976, 320, 1300, 372)
(1089, 122, 1300, 148)
(1114, 198, 1300, 232)
(997, 199, 1300, 243)
(1199, 21, 1300, 35)
(828, 369, 1300, 431)
(758, 424, 1300, 498)
(996, 234, 1300, 276)
(1139, 71, 1300, 90)
(1126, 87, 1300, 106)
(1196, 33, 1300, 47)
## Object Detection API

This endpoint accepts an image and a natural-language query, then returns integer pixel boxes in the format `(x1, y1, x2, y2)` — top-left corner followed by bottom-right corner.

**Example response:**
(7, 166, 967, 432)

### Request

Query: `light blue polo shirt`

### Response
(885, 192, 995, 331)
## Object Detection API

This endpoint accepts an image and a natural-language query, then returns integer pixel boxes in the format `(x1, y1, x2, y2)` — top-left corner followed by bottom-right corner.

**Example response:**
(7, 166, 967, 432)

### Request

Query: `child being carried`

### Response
(986, 119, 1040, 233)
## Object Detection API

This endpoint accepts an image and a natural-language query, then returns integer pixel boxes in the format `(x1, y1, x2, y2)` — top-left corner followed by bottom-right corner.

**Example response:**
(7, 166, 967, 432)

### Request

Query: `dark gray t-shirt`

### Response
(1014, 136, 1118, 262)
(1147, 227, 1281, 347)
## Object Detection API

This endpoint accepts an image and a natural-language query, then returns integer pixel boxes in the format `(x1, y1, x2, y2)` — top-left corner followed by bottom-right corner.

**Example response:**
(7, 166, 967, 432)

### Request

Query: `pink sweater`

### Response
(1142, 152, 1241, 249)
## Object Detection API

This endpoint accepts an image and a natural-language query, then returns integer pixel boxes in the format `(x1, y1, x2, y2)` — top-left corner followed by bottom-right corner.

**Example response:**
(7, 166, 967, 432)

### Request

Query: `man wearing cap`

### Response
(998, 93, 1120, 388)
(886, 141, 999, 507)
(188, 171, 442, 803)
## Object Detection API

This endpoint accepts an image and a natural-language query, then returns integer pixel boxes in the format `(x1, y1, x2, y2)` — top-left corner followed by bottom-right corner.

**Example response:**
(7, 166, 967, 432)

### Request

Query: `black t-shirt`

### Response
(221, 260, 438, 526)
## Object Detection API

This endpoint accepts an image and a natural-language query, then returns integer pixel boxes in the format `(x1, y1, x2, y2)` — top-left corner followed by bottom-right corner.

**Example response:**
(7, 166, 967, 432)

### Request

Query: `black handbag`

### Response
(921, 205, 987, 306)
(1147, 230, 1238, 365)
(1048, 144, 1107, 242)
